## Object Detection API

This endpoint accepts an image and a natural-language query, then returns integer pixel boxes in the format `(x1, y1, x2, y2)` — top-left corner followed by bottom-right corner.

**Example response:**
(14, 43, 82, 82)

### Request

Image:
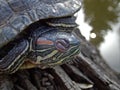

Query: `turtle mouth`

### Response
(35, 44, 80, 68)
(45, 44, 80, 66)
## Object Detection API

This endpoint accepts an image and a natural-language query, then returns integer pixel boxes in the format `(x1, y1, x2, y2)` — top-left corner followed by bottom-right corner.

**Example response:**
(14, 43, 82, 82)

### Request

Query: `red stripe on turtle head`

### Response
(36, 38, 54, 45)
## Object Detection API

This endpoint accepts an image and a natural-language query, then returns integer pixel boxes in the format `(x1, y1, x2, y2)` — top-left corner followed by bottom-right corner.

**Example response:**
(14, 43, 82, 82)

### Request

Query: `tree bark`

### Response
(0, 29, 120, 90)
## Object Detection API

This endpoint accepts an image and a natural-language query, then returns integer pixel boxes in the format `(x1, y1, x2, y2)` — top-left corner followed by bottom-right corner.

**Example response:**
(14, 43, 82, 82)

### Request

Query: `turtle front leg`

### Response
(0, 39, 29, 74)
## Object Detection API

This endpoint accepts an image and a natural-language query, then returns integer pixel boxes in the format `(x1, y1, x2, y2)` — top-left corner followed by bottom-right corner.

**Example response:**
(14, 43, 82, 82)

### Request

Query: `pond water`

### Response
(76, 0, 120, 72)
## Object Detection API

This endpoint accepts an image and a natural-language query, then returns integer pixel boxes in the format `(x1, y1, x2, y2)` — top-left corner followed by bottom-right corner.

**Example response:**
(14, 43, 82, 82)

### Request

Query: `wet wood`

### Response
(0, 29, 120, 90)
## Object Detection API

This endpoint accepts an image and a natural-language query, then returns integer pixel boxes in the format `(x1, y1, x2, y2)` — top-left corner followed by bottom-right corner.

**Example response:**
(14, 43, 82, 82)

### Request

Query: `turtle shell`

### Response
(0, 0, 81, 48)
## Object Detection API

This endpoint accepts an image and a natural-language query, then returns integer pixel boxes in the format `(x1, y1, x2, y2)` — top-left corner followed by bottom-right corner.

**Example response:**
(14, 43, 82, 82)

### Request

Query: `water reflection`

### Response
(76, 8, 92, 40)
(99, 22, 120, 72)
(76, 0, 120, 72)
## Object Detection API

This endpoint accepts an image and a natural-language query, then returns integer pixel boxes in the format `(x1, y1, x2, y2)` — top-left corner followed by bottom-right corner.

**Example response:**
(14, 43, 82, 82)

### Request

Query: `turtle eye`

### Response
(55, 39, 70, 52)
(36, 38, 54, 45)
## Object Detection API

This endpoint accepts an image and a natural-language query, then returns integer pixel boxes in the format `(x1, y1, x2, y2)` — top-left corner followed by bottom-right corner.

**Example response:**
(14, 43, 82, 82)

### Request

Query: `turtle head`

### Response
(34, 30, 80, 68)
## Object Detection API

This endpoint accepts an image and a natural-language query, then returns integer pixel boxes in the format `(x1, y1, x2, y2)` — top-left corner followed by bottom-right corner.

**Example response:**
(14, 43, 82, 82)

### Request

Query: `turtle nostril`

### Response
(55, 39, 70, 52)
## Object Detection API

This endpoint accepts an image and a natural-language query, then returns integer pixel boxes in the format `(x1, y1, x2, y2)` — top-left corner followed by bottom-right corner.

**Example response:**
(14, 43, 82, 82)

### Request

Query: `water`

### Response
(76, 0, 120, 72)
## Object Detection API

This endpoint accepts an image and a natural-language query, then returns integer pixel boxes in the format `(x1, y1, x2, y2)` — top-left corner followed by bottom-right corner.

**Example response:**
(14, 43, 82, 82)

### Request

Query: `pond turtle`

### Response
(0, 23, 80, 74)
(0, 0, 81, 74)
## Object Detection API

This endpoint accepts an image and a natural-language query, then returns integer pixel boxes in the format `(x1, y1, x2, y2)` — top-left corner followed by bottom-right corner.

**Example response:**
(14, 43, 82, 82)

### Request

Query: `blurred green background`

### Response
(76, 0, 120, 72)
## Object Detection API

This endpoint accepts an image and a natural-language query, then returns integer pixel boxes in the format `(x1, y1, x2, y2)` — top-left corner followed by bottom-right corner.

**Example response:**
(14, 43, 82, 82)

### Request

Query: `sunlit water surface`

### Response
(76, 0, 120, 72)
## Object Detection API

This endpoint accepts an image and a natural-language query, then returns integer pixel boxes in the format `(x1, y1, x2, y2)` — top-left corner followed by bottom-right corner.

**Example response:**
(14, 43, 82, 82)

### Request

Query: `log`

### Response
(0, 29, 120, 90)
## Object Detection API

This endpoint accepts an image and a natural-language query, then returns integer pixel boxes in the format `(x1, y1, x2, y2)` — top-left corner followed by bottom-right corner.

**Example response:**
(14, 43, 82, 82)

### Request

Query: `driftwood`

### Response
(0, 29, 120, 90)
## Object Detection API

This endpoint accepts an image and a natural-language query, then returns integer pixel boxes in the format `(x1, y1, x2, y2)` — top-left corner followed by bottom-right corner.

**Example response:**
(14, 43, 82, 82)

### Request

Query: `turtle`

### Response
(0, 22, 80, 74)
(0, 0, 81, 74)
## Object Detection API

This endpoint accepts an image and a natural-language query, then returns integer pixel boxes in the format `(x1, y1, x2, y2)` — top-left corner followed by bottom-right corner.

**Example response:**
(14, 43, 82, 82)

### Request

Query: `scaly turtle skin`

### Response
(0, 0, 81, 48)
(0, 22, 80, 74)
(0, 0, 81, 74)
